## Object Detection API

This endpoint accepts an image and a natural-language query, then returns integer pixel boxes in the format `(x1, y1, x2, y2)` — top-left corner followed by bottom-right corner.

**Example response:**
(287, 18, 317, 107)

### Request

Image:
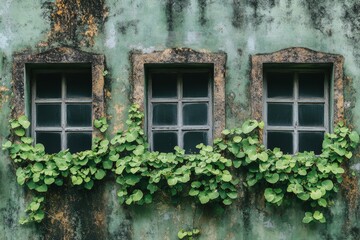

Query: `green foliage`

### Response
(19, 196, 45, 224)
(2, 104, 359, 225)
(178, 228, 200, 239)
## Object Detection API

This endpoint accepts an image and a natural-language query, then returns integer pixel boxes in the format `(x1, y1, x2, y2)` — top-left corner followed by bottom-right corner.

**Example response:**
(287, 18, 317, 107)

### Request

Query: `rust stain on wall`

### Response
(44, 0, 108, 46)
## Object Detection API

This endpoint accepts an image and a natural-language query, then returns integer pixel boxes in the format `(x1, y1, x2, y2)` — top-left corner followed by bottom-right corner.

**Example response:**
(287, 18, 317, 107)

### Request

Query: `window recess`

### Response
(32, 70, 92, 153)
(147, 69, 213, 154)
(264, 70, 329, 154)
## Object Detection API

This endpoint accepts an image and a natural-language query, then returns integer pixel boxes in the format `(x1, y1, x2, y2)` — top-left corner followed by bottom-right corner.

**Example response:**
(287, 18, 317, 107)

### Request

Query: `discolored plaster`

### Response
(42, 0, 108, 47)
(250, 47, 344, 125)
(131, 48, 226, 138)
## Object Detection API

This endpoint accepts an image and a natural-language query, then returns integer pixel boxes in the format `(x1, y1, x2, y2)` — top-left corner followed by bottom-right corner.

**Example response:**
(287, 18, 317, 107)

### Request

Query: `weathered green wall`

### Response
(1, 0, 360, 239)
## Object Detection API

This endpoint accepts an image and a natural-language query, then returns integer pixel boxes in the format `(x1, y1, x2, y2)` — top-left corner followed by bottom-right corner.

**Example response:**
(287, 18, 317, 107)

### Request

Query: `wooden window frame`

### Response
(147, 68, 213, 152)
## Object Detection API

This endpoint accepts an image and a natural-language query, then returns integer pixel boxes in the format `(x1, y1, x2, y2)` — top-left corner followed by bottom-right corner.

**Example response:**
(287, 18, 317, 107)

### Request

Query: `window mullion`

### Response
(178, 73, 183, 149)
(61, 73, 66, 150)
(294, 72, 299, 153)
(32, 74, 37, 144)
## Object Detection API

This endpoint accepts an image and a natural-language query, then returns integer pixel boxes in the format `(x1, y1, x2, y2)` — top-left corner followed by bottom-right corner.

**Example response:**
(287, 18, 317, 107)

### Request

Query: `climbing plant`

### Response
(2, 104, 359, 225)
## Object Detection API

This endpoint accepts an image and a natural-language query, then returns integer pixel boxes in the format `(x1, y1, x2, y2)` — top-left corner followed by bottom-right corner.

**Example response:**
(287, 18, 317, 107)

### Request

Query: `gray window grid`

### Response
(147, 69, 213, 151)
(31, 69, 93, 150)
(263, 69, 329, 154)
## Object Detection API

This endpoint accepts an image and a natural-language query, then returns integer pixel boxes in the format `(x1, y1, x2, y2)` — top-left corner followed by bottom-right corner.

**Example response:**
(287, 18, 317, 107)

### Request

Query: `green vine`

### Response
(2, 104, 359, 225)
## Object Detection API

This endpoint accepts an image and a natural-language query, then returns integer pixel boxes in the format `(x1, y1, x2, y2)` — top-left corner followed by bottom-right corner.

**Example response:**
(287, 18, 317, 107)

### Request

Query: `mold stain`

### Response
(232, 0, 244, 29)
(197, 0, 208, 26)
(43, 0, 108, 46)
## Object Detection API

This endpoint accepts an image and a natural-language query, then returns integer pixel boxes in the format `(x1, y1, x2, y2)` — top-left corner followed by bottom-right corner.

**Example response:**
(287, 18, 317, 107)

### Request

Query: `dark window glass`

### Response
(299, 132, 324, 154)
(153, 132, 177, 153)
(183, 132, 207, 154)
(36, 104, 61, 127)
(183, 73, 209, 98)
(66, 72, 92, 98)
(152, 73, 177, 98)
(299, 73, 324, 98)
(267, 103, 293, 126)
(299, 104, 324, 126)
(183, 103, 208, 125)
(267, 131, 293, 154)
(67, 132, 92, 153)
(66, 104, 92, 127)
(267, 73, 293, 98)
(36, 73, 62, 98)
(153, 104, 177, 125)
(36, 132, 61, 154)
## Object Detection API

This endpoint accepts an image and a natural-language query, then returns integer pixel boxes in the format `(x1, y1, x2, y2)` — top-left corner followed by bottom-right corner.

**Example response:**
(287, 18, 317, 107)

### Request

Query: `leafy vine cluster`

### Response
(2, 104, 359, 226)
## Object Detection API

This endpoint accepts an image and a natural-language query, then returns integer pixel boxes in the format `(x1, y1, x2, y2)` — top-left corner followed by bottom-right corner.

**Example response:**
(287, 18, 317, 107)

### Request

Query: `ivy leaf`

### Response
(222, 129, 231, 135)
(132, 189, 143, 201)
(167, 178, 178, 186)
(302, 212, 314, 223)
(222, 199, 232, 205)
(221, 174, 232, 182)
(199, 194, 210, 204)
(349, 131, 360, 143)
(242, 120, 258, 134)
(297, 193, 310, 201)
(265, 173, 279, 184)
(95, 169, 106, 180)
(191, 181, 201, 188)
(14, 128, 25, 137)
(318, 198, 327, 207)
(44, 177, 55, 185)
(178, 230, 187, 239)
(310, 189, 323, 200)
(233, 136, 242, 143)
(189, 189, 199, 196)
(313, 211, 324, 220)
(35, 184, 48, 193)
(18, 116, 30, 129)
(258, 152, 268, 162)
(321, 180, 334, 191)
(34, 210, 45, 222)
(102, 160, 113, 170)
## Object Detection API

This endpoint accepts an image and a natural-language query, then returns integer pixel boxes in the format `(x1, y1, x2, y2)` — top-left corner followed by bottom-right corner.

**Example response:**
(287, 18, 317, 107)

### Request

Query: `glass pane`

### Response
(299, 73, 324, 98)
(267, 103, 292, 126)
(183, 103, 208, 125)
(267, 131, 293, 154)
(153, 104, 177, 125)
(36, 73, 62, 98)
(152, 73, 177, 98)
(299, 132, 324, 154)
(67, 104, 92, 127)
(36, 132, 61, 154)
(153, 132, 177, 153)
(267, 72, 293, 98)
(183, 131, 208, 154)
(36, 104, 61, 127)
(299, 104, 324, 126)
(183, 73, 209, 98)
(66, 72, 92, 98)
(67, 132, 92, 153)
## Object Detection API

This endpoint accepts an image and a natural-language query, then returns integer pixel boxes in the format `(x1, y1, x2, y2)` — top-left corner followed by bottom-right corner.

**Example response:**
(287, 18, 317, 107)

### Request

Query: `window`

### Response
(264, 69, 329, 154)
(32, 70, 93, 153)
(147, 69, 212, 153)
(131, 48, 226, 152)
(250, 47, 344, 155)
(12, 47, 105, 154)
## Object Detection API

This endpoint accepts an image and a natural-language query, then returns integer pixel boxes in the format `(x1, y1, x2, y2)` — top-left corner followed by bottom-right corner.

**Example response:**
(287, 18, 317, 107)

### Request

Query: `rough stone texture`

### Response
(131, 48, 226, 138)
(251, 47, 344, 123)
(12, 47, 105, 136)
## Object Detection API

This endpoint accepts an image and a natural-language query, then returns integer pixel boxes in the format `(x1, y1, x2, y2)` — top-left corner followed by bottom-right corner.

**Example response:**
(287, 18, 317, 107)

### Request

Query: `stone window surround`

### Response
(131, 48, 227, 138)
(12, 47, 105, 137)
(250, 47, 344, 127)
